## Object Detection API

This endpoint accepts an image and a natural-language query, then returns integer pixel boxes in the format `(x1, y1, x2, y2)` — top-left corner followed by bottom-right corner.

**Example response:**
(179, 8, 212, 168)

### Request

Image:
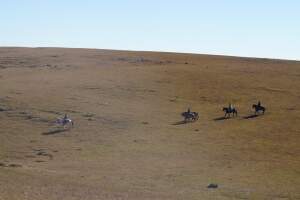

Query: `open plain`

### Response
(0, 47, 300, 199)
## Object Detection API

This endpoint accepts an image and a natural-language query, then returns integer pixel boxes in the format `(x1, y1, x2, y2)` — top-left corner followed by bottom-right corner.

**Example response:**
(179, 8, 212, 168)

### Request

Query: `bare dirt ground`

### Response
(0, 47, 299, 200)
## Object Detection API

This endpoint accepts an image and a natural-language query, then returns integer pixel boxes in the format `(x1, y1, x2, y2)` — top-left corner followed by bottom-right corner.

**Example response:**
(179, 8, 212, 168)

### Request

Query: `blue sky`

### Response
(1, 0, 299, 60)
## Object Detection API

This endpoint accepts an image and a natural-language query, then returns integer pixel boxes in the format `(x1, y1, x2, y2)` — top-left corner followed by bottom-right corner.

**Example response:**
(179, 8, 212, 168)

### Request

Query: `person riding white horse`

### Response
(182, 108, 199, 122)
(56, 114, 73, 128)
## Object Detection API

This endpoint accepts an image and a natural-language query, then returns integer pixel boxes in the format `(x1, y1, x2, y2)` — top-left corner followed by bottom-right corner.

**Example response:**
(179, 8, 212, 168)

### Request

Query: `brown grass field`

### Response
(0, 47, 299, 199)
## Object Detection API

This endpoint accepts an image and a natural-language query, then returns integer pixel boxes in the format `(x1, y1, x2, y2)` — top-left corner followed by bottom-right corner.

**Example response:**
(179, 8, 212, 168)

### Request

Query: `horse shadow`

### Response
(213, 116, 231, 121)
(42, 129, 68, 135)
(243, 114, 259, 119)
(172, 120, 188, 125)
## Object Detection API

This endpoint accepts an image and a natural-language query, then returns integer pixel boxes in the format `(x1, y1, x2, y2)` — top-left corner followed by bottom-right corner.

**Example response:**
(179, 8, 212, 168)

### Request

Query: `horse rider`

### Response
(258, 101, 261, 107)
(187, 108, 191, 114)
(63, 114, 68, 121)
(229, 103, 233, 111)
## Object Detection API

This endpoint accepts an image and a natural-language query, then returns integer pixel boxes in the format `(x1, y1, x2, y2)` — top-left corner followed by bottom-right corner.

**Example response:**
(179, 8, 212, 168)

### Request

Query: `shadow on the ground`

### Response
(213, 116, 231, 121)
(42, 129, 68, 135)
(172, 120, 188, 125)
(243, 114, 259, 119)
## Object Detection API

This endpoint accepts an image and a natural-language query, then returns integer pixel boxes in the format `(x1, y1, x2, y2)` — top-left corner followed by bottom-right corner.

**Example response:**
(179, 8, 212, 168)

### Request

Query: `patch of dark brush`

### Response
(8, 163, 22, 168)
(36, 151, 53, 160)
(82, 113, 95, 118)
(0, 162, 7, 167)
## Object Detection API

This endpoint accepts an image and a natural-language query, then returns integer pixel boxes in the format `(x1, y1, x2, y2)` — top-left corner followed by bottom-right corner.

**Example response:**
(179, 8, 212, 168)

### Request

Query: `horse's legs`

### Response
(184, 117, 188, 123)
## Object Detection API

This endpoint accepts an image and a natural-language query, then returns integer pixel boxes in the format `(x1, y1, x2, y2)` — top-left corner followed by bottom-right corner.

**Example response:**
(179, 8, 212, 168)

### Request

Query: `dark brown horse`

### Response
(252, 104, 266, 115)
(223, 107, 238, 118)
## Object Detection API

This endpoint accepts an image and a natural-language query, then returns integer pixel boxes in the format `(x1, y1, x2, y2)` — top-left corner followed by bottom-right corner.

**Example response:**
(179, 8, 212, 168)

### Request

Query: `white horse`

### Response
(56, 116, 74, 129)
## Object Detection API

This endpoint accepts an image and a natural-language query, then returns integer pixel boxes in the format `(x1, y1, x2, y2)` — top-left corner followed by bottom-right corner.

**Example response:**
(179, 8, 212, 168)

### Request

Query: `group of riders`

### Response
(59, 101, 264, 127)
(184, 101, 264, 121)
(227, 101, 261, 113)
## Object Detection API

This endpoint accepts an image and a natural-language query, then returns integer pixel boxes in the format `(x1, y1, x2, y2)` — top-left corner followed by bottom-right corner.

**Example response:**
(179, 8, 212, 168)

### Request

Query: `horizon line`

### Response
(1, 45, 299, 62)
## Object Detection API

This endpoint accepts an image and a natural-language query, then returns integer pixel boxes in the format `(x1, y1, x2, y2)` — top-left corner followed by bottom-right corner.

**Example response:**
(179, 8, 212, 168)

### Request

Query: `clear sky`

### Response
(1, 0, 299, 60)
